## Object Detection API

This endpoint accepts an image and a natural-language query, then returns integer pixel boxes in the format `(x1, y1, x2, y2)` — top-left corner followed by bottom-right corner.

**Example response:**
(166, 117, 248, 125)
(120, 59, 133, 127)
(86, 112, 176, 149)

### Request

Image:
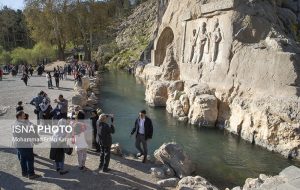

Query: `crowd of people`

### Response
(12, 88, 153, 180)
(0, 58, 97, 89)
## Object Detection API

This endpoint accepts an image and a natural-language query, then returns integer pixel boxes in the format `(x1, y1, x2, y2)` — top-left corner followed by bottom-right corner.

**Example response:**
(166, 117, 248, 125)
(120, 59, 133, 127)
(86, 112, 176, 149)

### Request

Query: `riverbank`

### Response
(1, 70, 300, 190)
(0, 72, 160, 190)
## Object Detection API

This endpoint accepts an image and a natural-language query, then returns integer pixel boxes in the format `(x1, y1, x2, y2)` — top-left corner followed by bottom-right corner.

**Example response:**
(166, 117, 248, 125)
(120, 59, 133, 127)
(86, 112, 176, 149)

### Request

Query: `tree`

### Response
(0, 46, 11, 64)
(24, 0, 137, 61)
(24, 0, 70, 60)
(0, 7, 33, 51)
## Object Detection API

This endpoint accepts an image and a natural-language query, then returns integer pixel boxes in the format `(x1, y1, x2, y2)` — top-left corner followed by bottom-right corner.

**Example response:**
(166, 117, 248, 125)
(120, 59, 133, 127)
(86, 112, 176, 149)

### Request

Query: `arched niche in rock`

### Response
(154, 27, 174, 66)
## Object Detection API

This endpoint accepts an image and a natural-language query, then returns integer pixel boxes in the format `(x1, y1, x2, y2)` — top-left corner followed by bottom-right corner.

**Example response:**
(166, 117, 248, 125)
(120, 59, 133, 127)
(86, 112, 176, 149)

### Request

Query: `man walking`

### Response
(97, 114, 115, 172)
(131, 110, 153, 163)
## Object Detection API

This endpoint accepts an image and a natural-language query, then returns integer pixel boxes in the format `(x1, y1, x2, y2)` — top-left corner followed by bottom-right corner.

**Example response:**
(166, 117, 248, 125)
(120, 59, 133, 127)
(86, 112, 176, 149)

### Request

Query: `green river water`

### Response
(99, 71, 300, 189)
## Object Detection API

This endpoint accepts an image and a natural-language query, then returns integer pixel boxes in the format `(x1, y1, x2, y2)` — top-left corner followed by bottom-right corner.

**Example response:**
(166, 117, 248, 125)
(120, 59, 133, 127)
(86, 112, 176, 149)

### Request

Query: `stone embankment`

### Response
(150, 142, 300, 190)
(135, 0, 300, 160)
(227, 166, 300, 190)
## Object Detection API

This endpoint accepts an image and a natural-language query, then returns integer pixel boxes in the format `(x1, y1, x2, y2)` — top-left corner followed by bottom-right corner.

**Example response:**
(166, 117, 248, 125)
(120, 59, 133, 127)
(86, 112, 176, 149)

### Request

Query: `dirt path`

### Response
(0, 73, 160, 190)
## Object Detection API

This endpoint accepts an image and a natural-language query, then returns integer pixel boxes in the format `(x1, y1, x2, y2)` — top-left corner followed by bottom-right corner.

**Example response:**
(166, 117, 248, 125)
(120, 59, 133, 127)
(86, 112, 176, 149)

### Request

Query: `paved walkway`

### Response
(0, 73, 159, 190)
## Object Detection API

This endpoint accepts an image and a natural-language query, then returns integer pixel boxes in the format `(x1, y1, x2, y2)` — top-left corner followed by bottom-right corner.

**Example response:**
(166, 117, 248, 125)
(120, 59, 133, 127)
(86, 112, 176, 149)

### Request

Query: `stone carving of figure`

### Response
(210, 20, 222, 62)
(189, 29, 198, 63)
(192, 22, 208, 64)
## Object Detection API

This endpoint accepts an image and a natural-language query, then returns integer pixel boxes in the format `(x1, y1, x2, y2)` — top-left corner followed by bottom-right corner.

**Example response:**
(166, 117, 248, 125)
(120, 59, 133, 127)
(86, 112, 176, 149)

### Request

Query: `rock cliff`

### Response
(136, 0, 300, 160)
(106, 0, 158, 69)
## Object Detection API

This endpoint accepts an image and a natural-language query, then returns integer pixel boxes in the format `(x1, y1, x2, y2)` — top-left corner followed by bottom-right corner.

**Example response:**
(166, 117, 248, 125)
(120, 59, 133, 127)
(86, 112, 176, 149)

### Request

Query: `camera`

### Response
(106, 114, 114, 123)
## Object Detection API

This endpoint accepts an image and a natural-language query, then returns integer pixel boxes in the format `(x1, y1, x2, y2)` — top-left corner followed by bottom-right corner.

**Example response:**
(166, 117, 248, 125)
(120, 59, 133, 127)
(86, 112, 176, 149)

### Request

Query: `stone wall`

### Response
(136, 0, 300, 160)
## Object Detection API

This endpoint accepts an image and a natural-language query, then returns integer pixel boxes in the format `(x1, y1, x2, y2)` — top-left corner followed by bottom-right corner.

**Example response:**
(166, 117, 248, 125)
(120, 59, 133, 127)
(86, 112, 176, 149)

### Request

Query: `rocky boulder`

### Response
(188, 94, 218, 127)
(157, 178, 179, 188)
(81, 77, 90, 91)
(150, 167, 165, 179)
(184, 83, 212, 105)
(145, 80, 169, 106)
(154, 143, 195, 178)
(228, 166, 300, 190)
(111, 143, 122, 156)
(71, 94, 87, 107)
(177, 176, 218, 190)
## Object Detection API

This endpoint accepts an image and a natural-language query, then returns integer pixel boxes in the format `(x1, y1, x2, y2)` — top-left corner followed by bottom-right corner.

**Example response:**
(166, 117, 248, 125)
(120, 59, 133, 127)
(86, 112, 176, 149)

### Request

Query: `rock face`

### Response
(157, 178, 180, 188)
(177, 176, 219, 190)
(101, 0, 158, 68)
(229, 166, 300, 190)
(136, 0, 300, 160)
(188, 94, 218, 126)
(145, 80, 169, 107)
(154, 143, 195, 178)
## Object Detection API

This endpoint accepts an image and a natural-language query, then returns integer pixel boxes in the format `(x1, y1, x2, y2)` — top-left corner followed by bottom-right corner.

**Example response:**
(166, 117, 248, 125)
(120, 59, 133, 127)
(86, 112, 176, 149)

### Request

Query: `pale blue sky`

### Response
(0, 0, 24, 10)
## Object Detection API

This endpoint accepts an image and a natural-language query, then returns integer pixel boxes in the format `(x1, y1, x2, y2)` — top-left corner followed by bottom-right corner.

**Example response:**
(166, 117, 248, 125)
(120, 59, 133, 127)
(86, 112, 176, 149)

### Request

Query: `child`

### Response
(16, 101, 24, 112)
(73, 112, 88, 171)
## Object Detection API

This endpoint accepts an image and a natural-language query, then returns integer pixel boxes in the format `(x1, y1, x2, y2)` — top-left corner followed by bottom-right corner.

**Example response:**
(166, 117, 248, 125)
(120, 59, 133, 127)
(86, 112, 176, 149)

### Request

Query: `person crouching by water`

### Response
(72, 112, 88, 171)
(12, 111, 41, 179)
(50, 118, 69, 175)
(130, 110, 153, 163)
(97, 114, 115, 172)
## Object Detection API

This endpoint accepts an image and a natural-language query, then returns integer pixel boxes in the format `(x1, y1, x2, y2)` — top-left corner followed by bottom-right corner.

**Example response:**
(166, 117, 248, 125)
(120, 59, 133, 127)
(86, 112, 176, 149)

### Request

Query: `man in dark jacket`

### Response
(97, 114, 115, 172)
(29, 91, 45, 125)
(131, 110, 153, 163)
(90, 110, 100, 152)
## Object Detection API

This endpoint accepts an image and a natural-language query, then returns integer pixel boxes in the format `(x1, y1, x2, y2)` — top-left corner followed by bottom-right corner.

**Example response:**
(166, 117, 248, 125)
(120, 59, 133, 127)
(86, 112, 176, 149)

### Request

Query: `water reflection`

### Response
(99, 71, 300, 188)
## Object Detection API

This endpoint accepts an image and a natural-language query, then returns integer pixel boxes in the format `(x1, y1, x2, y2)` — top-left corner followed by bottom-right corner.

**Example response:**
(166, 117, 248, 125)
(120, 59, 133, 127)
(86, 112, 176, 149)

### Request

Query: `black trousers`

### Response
(36, 111, 40, 125)
(135, 134, 148, 157)
(55, 79, 59, 88)
(99, 145, 111, 170)
(92, 130, 100, 151)
(60, 113, 67, 119)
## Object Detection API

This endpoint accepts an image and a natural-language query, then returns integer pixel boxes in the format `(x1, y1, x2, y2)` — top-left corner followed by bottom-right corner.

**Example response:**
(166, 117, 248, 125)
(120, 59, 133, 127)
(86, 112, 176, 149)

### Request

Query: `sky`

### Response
(0, 0, 24, 10)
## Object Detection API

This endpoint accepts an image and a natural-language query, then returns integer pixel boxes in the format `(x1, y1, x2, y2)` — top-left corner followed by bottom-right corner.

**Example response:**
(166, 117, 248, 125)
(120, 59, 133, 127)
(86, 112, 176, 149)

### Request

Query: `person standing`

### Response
(0, 67, 3, 81)
(29, 65, 34, 76)
(22, 72, 30, 86)
(73, 113, 88, 171)
(90, 110, 100, 152)
(39, 97, 52, 125)
(54, 94, 68, 119)
(59, 66, 64, 80)
(97, 114, 115, 172)
(46, 72, 53, 89)
(53, 71, 60, 88)
(12, 111, 41, 179)
(130, 110, 153, 163)
(29, 91, 45, 125)
(50, 118, 69, 175)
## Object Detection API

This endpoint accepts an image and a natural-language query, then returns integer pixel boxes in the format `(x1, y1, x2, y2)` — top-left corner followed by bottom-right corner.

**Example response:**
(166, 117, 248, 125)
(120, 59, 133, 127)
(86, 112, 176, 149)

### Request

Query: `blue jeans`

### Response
(55, 155, 65, 170)
(17, 148, 34, 176)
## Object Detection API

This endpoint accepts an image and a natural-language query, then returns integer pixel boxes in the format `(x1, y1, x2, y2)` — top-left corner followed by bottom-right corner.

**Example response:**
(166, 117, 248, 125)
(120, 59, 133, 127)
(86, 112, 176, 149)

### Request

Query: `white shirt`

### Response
(138, 118, 145, 134)
(74, 133, 88, 150)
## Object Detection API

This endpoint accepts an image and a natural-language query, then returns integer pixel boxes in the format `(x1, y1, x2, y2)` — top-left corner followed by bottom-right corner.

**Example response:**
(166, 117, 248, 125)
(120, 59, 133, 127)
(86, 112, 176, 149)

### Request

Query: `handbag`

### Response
(64, 146, 73, 155)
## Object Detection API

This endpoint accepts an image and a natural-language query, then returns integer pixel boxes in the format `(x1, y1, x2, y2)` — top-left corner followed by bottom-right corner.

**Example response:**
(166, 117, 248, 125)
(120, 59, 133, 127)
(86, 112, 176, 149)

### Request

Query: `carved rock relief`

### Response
(184, 18, 223, 65)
